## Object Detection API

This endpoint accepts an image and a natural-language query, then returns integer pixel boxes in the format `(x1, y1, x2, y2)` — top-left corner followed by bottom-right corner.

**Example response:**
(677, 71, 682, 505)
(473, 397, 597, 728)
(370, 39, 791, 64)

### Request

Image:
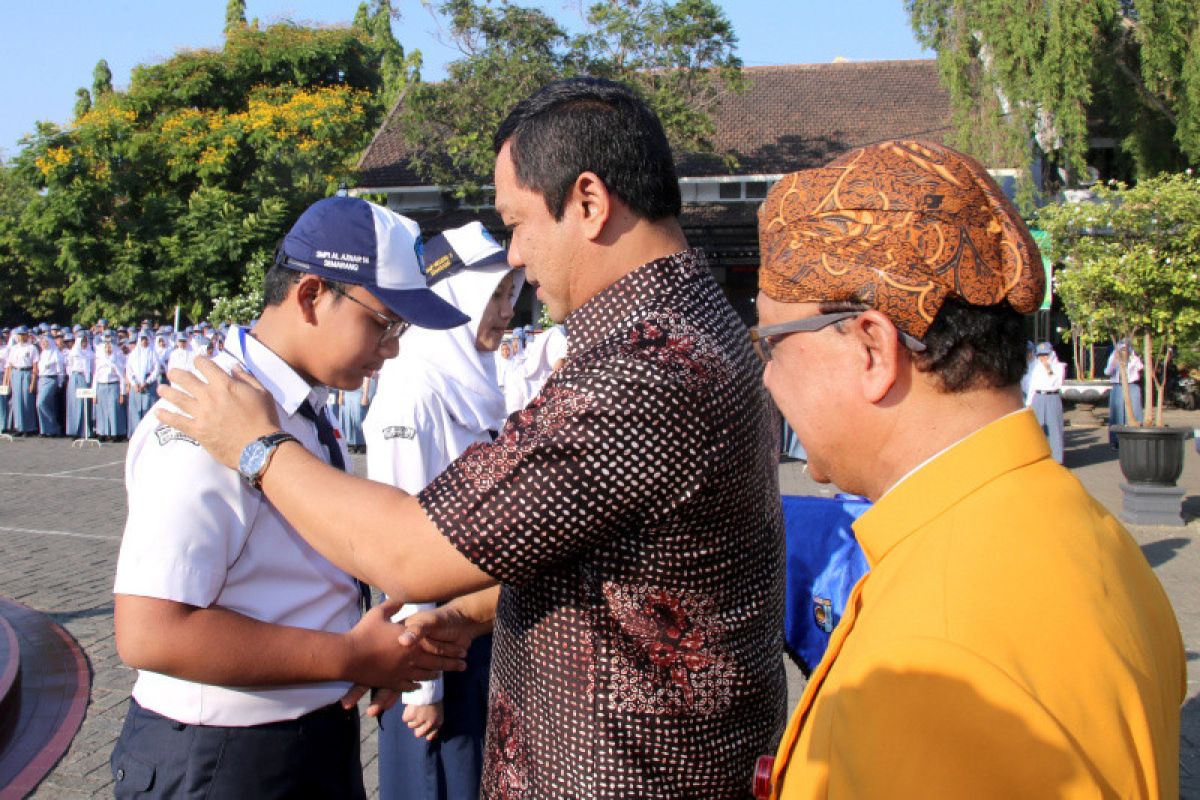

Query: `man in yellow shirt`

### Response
(752, 139, 1185, 798)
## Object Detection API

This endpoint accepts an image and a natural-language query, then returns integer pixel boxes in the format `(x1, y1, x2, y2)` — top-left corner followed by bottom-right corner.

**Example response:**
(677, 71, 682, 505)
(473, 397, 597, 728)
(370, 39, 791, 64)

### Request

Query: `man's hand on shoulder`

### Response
(157, 356, 280, 470)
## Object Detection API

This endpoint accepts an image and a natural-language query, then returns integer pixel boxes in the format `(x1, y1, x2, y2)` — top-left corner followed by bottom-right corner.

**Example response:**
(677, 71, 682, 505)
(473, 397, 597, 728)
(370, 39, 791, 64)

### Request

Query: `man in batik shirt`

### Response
(161, 77, 786, 798)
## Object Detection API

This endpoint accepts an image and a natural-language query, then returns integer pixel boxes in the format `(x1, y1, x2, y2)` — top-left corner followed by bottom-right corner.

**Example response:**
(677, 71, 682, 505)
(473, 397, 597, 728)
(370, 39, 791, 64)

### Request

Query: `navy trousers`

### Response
(111, 699, 366, 799)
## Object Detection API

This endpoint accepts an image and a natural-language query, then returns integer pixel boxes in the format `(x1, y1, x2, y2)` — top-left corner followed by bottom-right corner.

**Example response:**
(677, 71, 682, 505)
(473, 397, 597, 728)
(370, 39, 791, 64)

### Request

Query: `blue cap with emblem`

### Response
(277, 196, 469, 330)
(1035, 342, 1053, 356)
(421, 222, 510, 286)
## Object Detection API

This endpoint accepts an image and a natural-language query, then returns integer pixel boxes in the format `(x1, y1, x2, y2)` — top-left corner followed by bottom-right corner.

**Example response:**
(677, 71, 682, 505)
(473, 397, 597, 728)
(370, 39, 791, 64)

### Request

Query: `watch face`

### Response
(239, 439, 269, 479)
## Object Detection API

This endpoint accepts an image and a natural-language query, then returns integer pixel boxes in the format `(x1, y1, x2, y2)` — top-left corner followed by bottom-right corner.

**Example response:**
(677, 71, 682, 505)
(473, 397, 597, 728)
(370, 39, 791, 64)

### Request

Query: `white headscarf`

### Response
(127, 336, 157, 382)
(385, 260, 523, 434)
(70, 334, 95, 373)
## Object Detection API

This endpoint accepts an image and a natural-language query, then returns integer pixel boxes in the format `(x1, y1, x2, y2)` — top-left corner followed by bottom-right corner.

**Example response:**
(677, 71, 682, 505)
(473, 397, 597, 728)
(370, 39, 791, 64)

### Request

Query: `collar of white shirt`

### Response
(222, 325, 329, 418)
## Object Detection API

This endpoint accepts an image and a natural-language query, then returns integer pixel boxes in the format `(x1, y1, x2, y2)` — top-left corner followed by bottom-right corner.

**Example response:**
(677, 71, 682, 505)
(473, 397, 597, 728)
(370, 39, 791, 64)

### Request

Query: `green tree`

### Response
(92, 58, 113, 97)
(357, 0, 421, 108)
(73, 88, 92, 119)
(906, 0, 1200, 194)
(4, 20, 394, 325)
(399, 0, 742, 198)
(225, 0, 247, 35)
(1037, 172, 1200, 424)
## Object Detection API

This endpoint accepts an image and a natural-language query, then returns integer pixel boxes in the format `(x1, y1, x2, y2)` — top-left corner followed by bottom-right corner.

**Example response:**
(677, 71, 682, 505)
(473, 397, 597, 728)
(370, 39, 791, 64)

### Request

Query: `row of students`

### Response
(1, 324, 218, 440)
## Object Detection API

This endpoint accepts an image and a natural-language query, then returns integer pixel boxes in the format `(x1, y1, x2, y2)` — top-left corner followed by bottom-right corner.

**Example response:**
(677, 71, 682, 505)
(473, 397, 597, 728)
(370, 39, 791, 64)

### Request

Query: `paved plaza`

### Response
(1, 407, 1198, 798)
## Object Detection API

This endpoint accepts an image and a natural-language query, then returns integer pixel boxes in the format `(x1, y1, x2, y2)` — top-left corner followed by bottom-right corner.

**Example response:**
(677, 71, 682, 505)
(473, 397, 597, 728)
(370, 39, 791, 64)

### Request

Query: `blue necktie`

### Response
(295, 398, 370, 610)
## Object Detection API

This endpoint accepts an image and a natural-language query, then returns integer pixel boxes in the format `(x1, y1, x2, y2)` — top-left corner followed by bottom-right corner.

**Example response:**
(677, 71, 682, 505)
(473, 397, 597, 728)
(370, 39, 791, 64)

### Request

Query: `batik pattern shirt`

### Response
(420, 249, 786, 799)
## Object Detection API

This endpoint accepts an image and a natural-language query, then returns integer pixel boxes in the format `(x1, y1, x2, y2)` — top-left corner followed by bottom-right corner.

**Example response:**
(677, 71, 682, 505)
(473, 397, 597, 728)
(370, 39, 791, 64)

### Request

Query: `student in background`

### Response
(365, 221, 520, 800)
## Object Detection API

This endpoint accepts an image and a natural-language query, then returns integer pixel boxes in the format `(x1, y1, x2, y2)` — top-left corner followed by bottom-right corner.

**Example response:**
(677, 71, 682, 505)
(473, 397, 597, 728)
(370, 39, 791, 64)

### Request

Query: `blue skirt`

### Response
(66, 371, 92, 437)
(127, 381, 157, 435)
(0, 391, 8, 432)
(96, 382, 124, 437)
(1108, 383, 1143, 446)
(339, 388, 366, 447)
(36, 375, 63, 436)
(9, 369, 36, 432)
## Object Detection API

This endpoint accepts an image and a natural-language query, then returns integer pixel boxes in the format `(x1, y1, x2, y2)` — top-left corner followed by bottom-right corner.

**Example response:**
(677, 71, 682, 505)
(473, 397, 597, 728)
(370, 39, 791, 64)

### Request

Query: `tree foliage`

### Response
(92, 58, 113, 97)
(399, 0, 743, 198)
(906, 0, 1199, 195)
(2, 20, 393, 325)
(225, 0, 247, 35)
(1037, 171, 1200, 423)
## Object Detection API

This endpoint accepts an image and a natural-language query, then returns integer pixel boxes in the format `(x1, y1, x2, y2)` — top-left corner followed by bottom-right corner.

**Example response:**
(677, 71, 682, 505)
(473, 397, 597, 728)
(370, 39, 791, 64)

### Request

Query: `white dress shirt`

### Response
(114, 326, 360, 726)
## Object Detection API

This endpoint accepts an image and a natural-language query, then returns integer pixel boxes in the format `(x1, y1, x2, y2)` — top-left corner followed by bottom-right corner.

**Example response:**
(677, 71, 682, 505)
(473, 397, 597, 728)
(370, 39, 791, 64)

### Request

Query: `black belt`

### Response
(10, 366, 31, 371)
(1035, 390, 1060, 395)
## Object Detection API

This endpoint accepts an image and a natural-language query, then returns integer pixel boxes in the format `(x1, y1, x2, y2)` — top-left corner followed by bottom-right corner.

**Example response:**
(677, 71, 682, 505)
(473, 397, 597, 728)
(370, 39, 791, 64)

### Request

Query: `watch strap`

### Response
(246, 431, 299, 489)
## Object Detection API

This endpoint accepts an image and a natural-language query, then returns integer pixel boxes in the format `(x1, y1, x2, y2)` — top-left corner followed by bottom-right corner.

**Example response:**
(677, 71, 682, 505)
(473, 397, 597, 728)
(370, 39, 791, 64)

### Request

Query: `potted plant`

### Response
(1037, 172, 1200, 523)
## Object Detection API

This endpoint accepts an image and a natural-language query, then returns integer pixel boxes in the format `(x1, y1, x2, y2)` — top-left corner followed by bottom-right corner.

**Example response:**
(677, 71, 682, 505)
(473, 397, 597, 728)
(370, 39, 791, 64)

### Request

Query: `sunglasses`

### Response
(749, 311, 926, 364)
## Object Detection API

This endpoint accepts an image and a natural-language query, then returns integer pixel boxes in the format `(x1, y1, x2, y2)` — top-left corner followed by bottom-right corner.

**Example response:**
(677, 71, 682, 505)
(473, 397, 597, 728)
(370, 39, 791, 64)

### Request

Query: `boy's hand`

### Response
(344, 601, 467, 691)
(403, 701, 444, 741)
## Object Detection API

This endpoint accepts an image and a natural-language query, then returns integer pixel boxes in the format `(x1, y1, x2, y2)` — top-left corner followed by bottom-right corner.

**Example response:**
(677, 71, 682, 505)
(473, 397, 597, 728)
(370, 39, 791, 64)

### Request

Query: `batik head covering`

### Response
(758, 139, 1044, 339)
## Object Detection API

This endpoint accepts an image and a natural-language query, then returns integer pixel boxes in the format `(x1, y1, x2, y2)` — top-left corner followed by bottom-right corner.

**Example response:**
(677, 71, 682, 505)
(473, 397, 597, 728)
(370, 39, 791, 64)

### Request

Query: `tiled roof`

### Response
(354, 59, 955, 188)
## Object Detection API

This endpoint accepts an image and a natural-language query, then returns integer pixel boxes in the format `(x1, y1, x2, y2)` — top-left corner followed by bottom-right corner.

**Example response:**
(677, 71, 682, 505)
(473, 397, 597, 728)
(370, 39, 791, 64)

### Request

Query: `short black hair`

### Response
(262, 263, 352, 308)
(493, 77, 682, 221)
(819, 297, 1026, 393)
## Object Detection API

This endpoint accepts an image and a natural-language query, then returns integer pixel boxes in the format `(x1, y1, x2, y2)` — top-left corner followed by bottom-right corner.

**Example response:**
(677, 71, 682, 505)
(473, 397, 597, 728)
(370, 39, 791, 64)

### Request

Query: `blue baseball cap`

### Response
(1035, 342, 1053, 355)
(277, 196, 468, 330)
(14, 325, 29, 335)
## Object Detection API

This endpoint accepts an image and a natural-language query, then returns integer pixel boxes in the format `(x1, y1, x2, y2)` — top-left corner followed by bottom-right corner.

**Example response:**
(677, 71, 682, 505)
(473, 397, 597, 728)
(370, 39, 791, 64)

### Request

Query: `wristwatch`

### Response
(238, 431, 299, 490)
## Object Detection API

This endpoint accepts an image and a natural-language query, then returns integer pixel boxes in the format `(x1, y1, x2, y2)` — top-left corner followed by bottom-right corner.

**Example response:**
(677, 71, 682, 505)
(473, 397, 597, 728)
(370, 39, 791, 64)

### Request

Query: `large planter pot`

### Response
(1112, 426, 1191, 485)
(1112, 426, 1193, 527)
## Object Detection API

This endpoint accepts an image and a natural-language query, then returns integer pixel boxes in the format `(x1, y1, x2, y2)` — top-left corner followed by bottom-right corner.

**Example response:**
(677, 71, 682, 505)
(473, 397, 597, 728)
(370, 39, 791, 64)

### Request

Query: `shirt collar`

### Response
(853, 408, 1051, 567)
(223, 325, 328, 417)
(565, 248, 708, 354)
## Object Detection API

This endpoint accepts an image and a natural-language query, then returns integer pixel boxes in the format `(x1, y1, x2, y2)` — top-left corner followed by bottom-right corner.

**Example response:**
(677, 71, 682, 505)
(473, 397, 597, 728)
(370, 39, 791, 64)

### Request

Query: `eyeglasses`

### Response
(322, 281, 410, 344)
(748, 312, 861, 364)
(748, 311, 927, 364)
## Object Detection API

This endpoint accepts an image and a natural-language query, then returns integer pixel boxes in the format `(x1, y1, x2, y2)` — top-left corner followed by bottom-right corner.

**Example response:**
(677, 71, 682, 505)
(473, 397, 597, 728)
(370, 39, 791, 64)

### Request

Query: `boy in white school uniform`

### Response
(110, 196, 472, 799)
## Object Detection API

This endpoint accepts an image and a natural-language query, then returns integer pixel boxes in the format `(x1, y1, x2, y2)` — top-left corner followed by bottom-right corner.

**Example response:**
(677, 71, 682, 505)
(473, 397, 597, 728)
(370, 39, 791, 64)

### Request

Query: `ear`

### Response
(847, 309, 902, 404)
(294, 275, 325, 327)
(568, 170, 611, 241)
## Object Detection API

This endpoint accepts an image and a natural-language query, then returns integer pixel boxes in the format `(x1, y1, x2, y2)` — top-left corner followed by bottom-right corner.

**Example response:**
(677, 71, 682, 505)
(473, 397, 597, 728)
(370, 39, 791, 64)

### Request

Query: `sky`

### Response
(0, 1, 932, 160)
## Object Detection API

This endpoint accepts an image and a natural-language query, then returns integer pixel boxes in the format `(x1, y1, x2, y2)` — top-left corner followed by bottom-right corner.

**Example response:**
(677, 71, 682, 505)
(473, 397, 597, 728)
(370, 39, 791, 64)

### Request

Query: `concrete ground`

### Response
(1, 404, 1198, 797)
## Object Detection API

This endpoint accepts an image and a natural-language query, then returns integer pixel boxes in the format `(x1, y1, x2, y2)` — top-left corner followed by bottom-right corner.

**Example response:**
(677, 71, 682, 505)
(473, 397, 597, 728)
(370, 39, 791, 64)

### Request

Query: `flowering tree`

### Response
(2, 16, 400, 325)
(1037, 171, 1200, 425)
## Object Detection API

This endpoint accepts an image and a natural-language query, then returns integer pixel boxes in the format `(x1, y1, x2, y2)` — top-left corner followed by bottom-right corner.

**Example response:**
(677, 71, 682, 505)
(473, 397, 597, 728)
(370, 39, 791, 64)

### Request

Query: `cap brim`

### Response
(470, 251, 511, 271)
(368, 287, 470, 330)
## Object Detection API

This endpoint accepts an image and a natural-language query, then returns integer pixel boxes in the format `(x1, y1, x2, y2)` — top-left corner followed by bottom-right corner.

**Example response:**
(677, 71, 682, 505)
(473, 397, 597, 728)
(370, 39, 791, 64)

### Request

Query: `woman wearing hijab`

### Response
(364, 221, 521, 800)
(125, 330, 160, 433)
(500, 332, 531, 414)
(521, 323, 569, 399)
(65, 331, 96, 438)
(4, 327, 38, 435)
(92, 333, 127, 442)
(35, 331, 65, 436)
